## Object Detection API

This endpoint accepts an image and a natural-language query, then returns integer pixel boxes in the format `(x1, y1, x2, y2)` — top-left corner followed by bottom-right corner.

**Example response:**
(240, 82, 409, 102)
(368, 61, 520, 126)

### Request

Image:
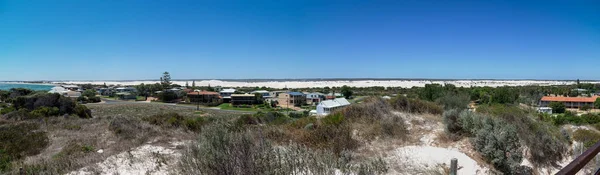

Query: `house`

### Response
(326, 93, 343, 100)
(305, 92, 326, 105)
(278, 92, 306, 107)
(187, 91, 221, 104)
(62, 85, 81, 91)
(115, 92, 136, 100)
(269, 91, 286, 98)
(540, 96, 600, 109)
(251, 90, 271, 98)
(220, 89, 236, 103)
(62, 91, 82, 98)
(537, 107, 553, 114)
(231, 94, 260, 105)
(115, 87, 137, 93)
(316, 98, 351, 116)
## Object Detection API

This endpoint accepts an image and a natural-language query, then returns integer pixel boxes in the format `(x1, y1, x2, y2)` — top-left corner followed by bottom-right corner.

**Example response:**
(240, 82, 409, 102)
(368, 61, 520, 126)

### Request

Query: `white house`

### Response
(220, 89, 236, 102)
(316, 98, 351, 116)
(537, 107, 552, 114)
(251, 90, 271, 98)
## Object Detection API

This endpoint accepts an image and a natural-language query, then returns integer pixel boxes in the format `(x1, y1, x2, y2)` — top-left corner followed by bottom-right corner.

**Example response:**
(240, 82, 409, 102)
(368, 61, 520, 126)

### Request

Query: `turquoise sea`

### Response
(0, 83, 55, 91)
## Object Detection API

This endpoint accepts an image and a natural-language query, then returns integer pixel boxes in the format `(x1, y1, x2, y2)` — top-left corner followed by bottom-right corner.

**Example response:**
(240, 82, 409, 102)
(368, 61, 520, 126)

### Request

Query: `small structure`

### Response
(115, 92, 136, 100)
(305, 92, 326, 105)
(62, 85, 81, 91)
(382, 96, 392, 100)
(115, 87, 137, 93)
(278, 92, 306, 107)
(187, 91, 221, 104)
(537, 107, 553, 114)
(540, 96, 599, 109)
(231, 94, 260, 105)
(251, 90, 271, 98)
(220, 89, 236, 103)
(316, 98, 351, 116)
(326, 93, 343, 100)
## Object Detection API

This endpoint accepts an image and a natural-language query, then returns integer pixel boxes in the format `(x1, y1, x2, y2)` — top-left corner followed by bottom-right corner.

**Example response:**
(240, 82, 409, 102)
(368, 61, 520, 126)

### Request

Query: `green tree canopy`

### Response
(549, 102, 566, 114)
(340, 85, 353, 99)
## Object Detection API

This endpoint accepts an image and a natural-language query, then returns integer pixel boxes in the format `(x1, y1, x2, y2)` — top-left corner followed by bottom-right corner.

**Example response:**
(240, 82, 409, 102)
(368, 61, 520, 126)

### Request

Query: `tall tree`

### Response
(161, 72, 172, 89)
(192, 80, 196, 89)
(185, 81, 189, 89)
(340, 85, 353, 99)
(103, 82, 108, 88)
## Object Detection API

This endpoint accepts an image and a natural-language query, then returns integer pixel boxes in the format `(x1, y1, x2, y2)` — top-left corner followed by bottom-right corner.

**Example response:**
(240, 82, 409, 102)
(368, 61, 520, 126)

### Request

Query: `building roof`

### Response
(231, 94, 256, 97)
(187, 91, 219, 95)
(541, 96, 599, 103)
(220, 89, 236, 93)
(251, 90, 269, 94)
(318, 98, 351, 108)
(62, 85, 80, 88)
(287, 92, 304, 96)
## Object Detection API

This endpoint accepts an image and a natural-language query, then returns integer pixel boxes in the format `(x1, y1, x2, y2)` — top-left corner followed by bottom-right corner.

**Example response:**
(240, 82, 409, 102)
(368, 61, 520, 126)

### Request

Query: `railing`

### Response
(557, 141, 600, 175)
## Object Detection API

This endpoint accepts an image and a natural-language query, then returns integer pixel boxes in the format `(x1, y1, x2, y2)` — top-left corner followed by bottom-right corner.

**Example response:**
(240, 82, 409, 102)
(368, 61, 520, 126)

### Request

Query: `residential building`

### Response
(251, 90, 271, 98)
(62, 85, 81, 91)
(326, 93, 343, 100)
(231, 94, 260, 105)
(305, 92, 326, 105)
(187, 91, 221, 104)
(537, 107, 552, 114)
(540, 96, 600, 109)
(269, 91, 286, 98)
(115, 92, 136, 100)
(316, 98, 351, 116)
(115, 87, 137, 93)
(220, 89, 236, 103)
(278, 92, 306, 107)
(62, 91, 82, 98)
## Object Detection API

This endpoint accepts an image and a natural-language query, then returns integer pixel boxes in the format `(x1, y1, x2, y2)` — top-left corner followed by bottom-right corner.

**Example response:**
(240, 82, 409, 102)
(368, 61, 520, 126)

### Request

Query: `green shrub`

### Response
(0, 107, 15, 115)
(573, 129, 600, 148)
(472, 118, 522, 174)
(390, 96, 443, 115)
(143, 112, 205, 132)
(74, 105, 92, 118)
(0, 122, 49, 171)
(322, 113, 345, 126)
(179, 124, 387, 174)
(109, 117, 151, 140)
(549, 101, 566, 114)
(30, 107, 59, 117)
(443, 109, 463, 134)
(437, 93, 470, 110)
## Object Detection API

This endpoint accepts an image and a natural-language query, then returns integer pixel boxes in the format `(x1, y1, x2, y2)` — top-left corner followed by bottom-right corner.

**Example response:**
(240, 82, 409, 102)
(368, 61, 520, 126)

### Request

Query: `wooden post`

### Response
(19, 167, 24, 175)
(450, 158, 458, 175)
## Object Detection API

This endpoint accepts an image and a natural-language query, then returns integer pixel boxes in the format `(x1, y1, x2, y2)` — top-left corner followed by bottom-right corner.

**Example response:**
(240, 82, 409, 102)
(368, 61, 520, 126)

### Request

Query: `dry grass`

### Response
(6, 103, 238, 174)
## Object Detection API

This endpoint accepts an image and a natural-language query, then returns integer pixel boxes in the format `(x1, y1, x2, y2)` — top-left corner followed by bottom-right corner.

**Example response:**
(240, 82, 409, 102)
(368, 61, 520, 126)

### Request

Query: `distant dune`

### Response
(49, 79, 598, 88)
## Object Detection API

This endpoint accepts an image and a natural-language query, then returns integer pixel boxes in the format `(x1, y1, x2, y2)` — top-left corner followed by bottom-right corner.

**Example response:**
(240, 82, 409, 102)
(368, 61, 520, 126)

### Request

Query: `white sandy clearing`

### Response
(52, 80, 595, 88)
(386, 146, 486, 175)
(68, 142, 184, 175)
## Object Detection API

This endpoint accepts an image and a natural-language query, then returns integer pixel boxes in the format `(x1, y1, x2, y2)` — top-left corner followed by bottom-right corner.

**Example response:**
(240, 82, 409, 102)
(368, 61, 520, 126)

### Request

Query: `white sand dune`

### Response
(53, 79, 594, 88)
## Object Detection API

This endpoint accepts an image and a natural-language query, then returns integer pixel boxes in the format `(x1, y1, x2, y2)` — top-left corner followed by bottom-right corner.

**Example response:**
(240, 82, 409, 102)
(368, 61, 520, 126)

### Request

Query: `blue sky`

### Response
(1, 0, 599, 80)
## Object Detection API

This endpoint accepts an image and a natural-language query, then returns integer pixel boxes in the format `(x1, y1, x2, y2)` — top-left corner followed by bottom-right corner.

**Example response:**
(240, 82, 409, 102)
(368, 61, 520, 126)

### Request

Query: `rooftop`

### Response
(231, 94, 256, 97)
(251, 90, 269, 93)
(319, 98, 351, 108)
(188, 91, 219, 95)
(541, 96, 599, 103)
(220, 89, 236, 93)
(287, 92, 304, 96)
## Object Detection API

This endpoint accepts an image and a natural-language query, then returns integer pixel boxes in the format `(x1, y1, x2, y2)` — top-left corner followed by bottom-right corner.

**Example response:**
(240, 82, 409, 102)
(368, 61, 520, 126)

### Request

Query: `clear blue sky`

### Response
(1, 0, 599, 81)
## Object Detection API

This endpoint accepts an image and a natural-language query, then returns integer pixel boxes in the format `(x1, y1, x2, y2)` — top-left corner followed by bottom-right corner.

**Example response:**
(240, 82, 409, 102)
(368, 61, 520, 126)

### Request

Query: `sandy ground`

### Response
(52, 80, 594, 88)
(68, 142, 186, 175)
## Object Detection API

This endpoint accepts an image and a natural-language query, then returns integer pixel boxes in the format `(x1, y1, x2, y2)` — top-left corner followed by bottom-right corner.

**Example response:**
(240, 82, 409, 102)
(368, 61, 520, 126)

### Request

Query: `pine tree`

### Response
(185, 81, 189, 89)
(192, 80, 196, 89)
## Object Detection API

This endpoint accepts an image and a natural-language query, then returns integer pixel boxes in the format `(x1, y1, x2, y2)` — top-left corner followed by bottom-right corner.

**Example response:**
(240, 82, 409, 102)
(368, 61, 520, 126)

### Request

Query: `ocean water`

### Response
(0, 83, 55, 91)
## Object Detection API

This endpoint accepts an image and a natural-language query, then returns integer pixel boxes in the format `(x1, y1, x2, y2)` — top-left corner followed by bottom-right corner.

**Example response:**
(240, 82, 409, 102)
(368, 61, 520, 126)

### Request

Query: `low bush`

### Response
(472, 117, 523, 174)
(109, 117, 154, 140)
(389, 96, 443, 115)
(573, 129, 600, 148)
(74, 105, 92, 118)
(0, 107, 15, 115)
(30, 106, 60, 117)
(179, 123, 388, 175)
(437, 93, 470, 110)
(0, 122, 49, 172)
